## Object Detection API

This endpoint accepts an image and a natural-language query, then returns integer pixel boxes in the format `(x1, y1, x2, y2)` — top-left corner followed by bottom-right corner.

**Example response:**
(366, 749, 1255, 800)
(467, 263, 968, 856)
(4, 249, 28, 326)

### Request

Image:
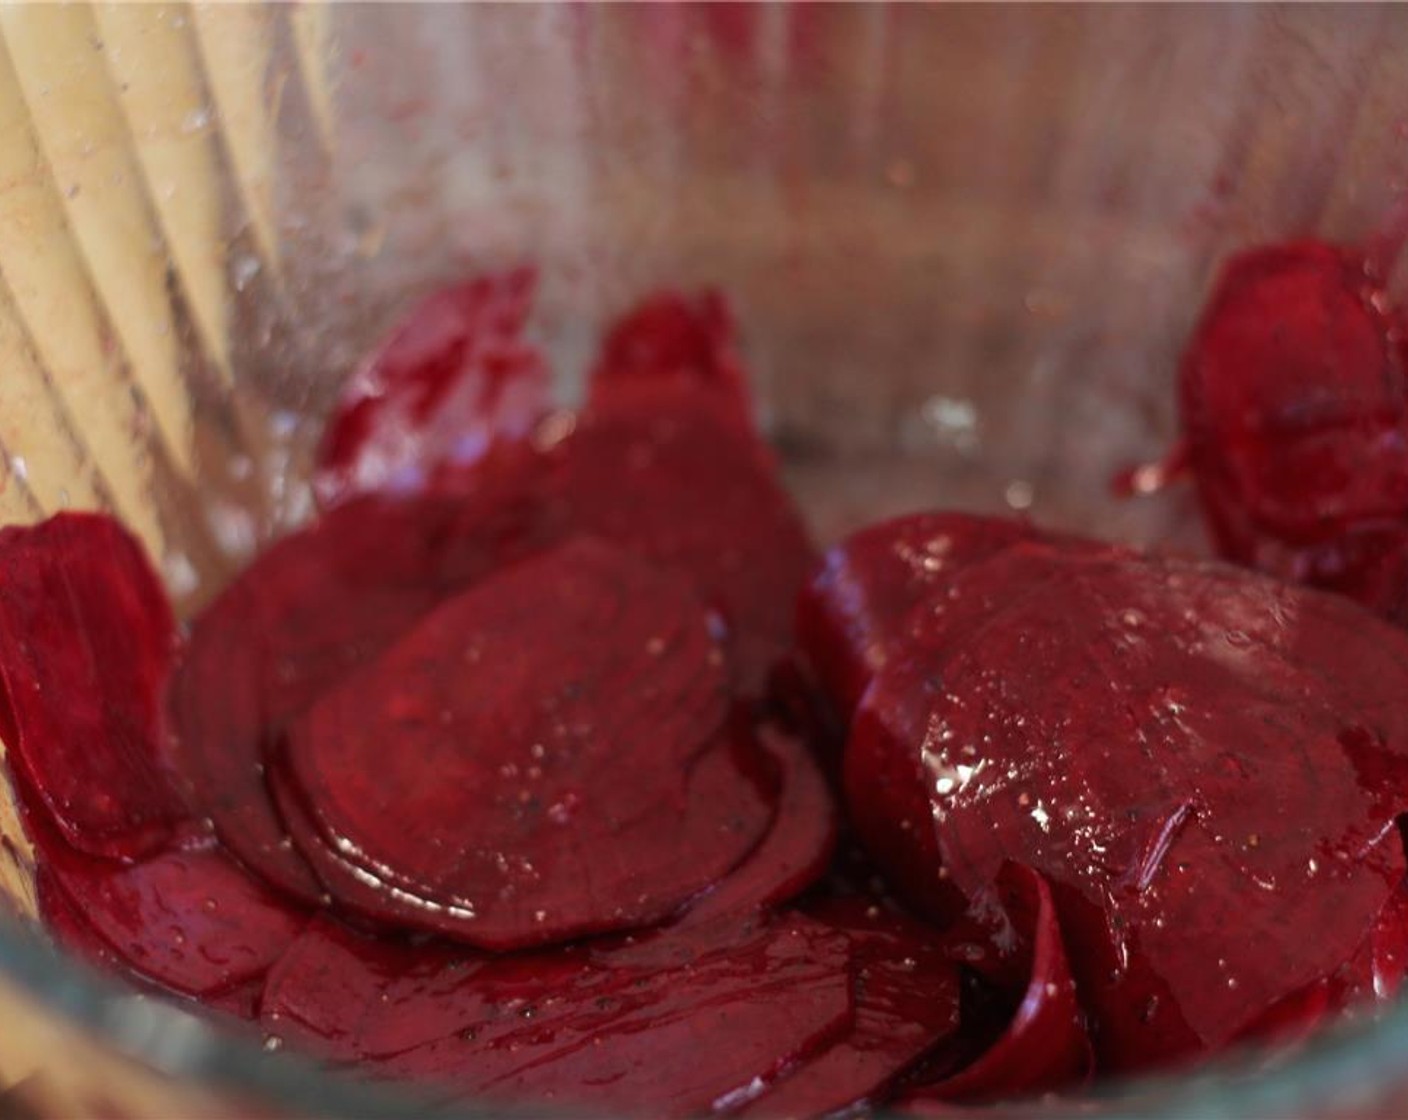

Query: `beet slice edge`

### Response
(314, 268, 549, 508)
(172, 476, 560, 902)
(262, 912, 854, 1117)
(0, 514, 184, 861)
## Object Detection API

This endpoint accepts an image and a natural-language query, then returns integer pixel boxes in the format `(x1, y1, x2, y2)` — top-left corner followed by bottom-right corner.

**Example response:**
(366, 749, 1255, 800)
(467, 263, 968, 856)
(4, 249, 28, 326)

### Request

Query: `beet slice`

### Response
(273, 718, 774, 948)
(37, 873, 264, 1023)
(849, 542, 1408, 1072)
(547, 395, 815, 702)
(39, 867, 119, 971)
(262, 912, 853, 1116)
(1228, 875, 1408, 1055)
(907, 865, 1091, 1104)
(313, 269, 549, 508)
(682, 723, 837, 925)
(1179, 240, 1408, 621)
(739, 897, 961, 1118)
(798, 513, 1048, 720)
(280, 537, 776, 948)
(0, 514, 183, 860)
(37, 839, 306, 1005)
(172, 469, 559, 902)
(588, 289, 753, 432)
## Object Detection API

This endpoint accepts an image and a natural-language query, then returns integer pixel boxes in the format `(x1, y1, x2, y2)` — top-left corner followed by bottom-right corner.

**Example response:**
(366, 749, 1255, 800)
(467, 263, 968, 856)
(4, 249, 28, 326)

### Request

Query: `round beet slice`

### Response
(738, 897, 961, 1118)
(262, 912, 853, 1117)
(547, 396, 815, 702)
(272, 718, 775, 947)
(1179, 240, 1408, 620)
(0, 514, 184, 861)
(313, 268, 549, 508)
(37, 838, 306, 1005)
(797, 513, 1087, 720)
(172, 470, 559, 902)
(850, 543, 1408, 1071)
(588, 289, 754, 433)
(682, 723, 837, 926)
(280, 537, 777, 948)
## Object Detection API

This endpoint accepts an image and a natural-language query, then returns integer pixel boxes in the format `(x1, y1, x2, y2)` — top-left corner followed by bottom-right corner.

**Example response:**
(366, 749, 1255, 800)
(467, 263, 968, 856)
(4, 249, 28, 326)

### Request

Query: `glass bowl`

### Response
(1, 4, 1407, 1115)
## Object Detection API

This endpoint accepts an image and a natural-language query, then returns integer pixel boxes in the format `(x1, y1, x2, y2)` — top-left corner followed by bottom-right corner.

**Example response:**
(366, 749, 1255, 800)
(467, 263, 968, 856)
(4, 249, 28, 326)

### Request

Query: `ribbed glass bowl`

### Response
(2, 4, 1407, 1115)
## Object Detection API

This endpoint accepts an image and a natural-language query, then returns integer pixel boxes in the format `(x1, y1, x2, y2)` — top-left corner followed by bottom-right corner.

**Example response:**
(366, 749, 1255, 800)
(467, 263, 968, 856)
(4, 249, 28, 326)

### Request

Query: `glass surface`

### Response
(1, 4, 1407, 1115)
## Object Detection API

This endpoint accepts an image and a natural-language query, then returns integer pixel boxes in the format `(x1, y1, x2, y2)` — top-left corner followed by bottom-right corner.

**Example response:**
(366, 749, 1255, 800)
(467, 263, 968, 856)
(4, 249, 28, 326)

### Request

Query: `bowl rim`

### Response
(2, 903, 1405, 1119)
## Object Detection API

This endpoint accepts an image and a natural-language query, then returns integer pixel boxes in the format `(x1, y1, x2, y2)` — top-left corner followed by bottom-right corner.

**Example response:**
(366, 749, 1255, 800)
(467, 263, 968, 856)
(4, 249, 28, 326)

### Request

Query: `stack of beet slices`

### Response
(801, 512, 1408, 1073)
(0, 281, 1025, 1117)
(5, 269, 1408, 1117)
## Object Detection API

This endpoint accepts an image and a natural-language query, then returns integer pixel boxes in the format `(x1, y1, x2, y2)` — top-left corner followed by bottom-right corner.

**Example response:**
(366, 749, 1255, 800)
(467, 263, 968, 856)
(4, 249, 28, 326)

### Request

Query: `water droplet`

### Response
(532, 410, 577, 452)
(1004, 479, 1034, 510)
(181, 105, 212, 133)
(921, 396, 978, 453)
(232, 254, 262, 292)
(163, 552, 199, 598)
(263, 1034, 284, 1052)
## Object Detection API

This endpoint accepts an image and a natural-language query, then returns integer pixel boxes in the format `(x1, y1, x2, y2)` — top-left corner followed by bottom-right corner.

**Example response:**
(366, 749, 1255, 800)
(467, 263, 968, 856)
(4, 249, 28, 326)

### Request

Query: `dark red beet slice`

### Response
(39, 867, 119, 972)
(547, 395, 815, 701)
(0, 514, 183, 860)
(1179, 240, 1408, 621)
(682, 723, 836, 926)
(313, 269, 549, 508)
(1227, 876, 1408, 1056)
(1227, 876, 1408, 1051)
(850, 541, 1408, 1072)
(798, 513, 1046, 720)
(262, 913, 853, 1116)
(40, 870, 268, 1024)
(907, 865, 1091, 1104)
(739, 897, 961, 1118)
(172, 467, 559, 902)
(280, 537, 775, 948)
(273, 718, 774, 947)
(37, 839, 305, 1005)
(588, 289, 753, 432)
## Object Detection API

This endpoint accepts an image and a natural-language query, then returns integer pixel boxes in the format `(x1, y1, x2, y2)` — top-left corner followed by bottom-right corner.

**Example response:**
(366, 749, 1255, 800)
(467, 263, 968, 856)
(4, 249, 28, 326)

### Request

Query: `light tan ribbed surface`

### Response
(0, 0, 333, 569)
(0, 5, 333, 1106)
